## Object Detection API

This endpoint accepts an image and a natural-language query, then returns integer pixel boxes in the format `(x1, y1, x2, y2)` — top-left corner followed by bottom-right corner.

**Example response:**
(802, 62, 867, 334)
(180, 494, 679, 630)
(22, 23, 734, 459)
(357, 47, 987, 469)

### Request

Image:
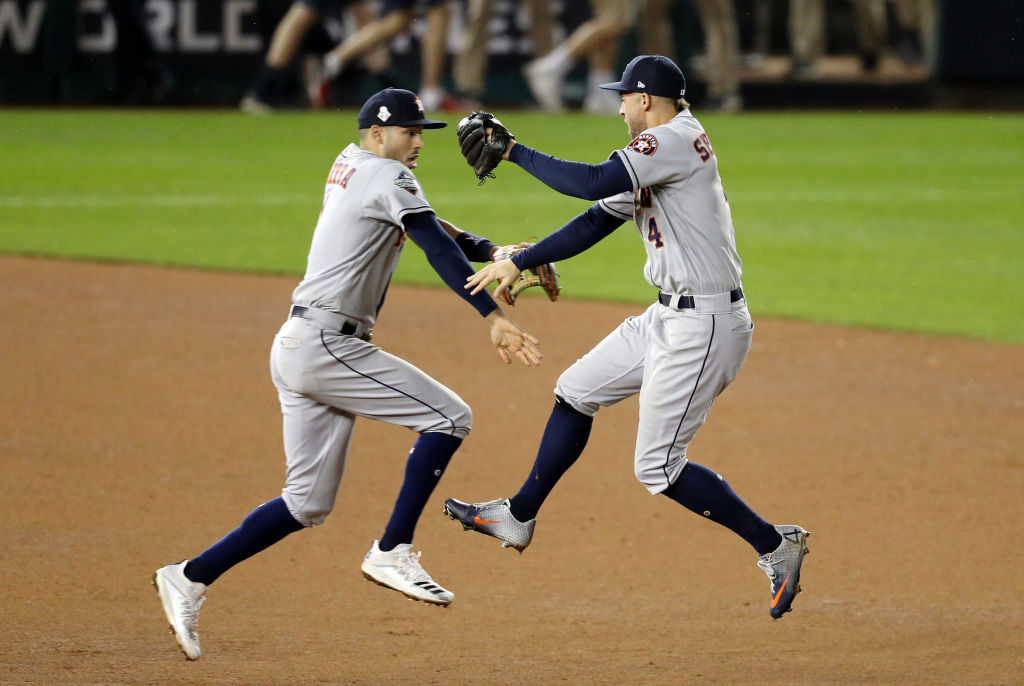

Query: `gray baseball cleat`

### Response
(443, 497, 536, 553)
(757, 524, 811, 619)
(153, 560, 207, 659)
(361, 540, 454, 606)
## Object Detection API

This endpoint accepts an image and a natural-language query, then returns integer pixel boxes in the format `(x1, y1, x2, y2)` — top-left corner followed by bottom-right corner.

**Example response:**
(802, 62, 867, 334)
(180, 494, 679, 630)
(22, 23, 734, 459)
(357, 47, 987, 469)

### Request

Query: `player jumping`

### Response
(444, 55, 811, 619)
(154, 88, 542, 660)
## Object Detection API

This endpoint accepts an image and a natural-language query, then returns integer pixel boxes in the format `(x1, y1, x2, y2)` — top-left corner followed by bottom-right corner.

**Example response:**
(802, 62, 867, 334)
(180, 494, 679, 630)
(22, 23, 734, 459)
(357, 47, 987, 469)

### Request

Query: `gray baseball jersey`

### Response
(598, 110, 742, 296)
(559, 111, 752, 494)
(272, 143, 472, 526)
(292, 143, 431, 328)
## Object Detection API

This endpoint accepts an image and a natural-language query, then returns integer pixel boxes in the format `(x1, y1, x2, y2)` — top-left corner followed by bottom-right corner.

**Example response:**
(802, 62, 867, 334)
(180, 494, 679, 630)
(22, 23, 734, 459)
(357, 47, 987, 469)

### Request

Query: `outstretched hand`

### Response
(487, 311, 541, 366)
(466, 259, 522, 300)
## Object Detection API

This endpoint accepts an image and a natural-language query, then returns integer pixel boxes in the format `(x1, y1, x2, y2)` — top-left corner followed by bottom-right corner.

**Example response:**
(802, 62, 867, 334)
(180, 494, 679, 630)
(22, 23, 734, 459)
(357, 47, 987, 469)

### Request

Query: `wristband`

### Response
(454, 232, 498, 263)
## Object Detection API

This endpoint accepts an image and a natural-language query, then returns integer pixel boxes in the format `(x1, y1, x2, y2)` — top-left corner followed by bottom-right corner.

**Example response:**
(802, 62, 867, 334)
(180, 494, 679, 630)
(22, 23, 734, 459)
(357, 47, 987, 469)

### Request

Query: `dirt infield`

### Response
(2, 255, 1022, 685)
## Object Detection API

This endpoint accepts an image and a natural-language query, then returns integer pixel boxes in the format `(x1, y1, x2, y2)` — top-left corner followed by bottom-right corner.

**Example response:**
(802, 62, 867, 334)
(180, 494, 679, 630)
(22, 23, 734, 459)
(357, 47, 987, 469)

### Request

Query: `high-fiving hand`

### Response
(466, 259, 523, 302)
(485, 310, 541, 366)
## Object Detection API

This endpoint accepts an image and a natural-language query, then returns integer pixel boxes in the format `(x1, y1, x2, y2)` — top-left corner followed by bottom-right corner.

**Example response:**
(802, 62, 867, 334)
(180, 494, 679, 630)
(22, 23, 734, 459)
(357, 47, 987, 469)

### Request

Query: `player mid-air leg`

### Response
(634, 306, 811, 618)
(154, 429, 462, 660)
(445, 310, 648, 551)
(360, 431, 462, 605)
(153, 496, 305, 659)
(447, 305, 811, 618)
(660, 462, 811, 618)
(444, 395, 592, 551)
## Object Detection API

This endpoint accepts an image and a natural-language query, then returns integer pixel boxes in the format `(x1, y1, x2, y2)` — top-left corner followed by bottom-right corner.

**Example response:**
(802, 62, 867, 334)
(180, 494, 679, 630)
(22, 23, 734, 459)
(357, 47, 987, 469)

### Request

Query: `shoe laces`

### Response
(757, 538, 797, 579)
(395, 551, 434, 585)
(179, 594, 205, 635)
(757, 557, 778, 580)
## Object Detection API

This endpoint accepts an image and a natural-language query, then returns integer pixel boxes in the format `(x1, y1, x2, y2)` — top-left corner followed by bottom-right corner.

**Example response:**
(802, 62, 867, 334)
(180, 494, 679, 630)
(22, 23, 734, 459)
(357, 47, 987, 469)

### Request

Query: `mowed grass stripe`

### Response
(3, 186, 1018, 208)
(0, 194, 311, 208)
(1, 109, 1021, 344)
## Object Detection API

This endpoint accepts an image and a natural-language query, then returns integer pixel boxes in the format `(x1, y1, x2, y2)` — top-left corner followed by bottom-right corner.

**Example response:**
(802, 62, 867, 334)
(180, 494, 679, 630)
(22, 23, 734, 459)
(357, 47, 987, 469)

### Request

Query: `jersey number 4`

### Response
(647, 217, 664, 248)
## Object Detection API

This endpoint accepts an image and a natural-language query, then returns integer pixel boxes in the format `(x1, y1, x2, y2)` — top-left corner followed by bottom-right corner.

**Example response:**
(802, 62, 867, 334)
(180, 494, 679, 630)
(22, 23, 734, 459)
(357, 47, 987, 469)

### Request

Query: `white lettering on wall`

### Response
(0, 0, 46, 53)
(223, 0, 259, 53)
(147, 0, 176, 52)
(178, 0, 219, 51)
(73, 0, 262, 54)
(78, 0, 116, 53)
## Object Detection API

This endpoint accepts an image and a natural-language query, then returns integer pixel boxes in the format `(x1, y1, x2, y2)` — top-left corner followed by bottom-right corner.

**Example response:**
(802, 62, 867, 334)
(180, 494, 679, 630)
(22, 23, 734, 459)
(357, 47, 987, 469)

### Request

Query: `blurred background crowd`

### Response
(2, 0, 1021, 111)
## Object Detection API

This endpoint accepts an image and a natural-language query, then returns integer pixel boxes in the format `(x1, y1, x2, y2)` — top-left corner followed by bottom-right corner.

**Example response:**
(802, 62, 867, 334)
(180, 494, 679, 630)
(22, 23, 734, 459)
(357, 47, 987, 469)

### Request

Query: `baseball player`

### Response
(445, 56, 811, 618)
(153, 88, 542, 660)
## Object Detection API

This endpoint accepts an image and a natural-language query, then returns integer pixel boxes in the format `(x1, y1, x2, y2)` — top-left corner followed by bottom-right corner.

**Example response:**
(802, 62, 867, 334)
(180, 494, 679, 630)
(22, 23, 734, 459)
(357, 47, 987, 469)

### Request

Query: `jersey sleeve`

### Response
(365, 163, 434, 226)
(597, 190, 635, 221)
(610, 125, 696, 191)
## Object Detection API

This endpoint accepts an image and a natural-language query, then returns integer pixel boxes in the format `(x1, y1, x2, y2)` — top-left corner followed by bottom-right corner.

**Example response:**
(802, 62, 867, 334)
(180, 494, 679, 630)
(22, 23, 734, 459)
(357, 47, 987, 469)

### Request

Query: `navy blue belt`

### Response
(657, 287, 744, 310)
(289, 305, 361, 336)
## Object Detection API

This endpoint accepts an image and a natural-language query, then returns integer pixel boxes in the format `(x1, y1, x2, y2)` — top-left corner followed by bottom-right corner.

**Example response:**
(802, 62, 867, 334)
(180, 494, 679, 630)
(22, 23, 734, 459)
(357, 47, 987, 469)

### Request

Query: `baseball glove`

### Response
(457, 112, 514, 184)
(492, 243, 559, 306)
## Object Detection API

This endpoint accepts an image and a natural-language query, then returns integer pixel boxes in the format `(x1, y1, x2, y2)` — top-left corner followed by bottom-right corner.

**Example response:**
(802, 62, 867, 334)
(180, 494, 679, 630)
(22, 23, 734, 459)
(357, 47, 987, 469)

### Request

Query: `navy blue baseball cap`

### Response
(599, 55, 687, 99)
(357, 88, 447, 129)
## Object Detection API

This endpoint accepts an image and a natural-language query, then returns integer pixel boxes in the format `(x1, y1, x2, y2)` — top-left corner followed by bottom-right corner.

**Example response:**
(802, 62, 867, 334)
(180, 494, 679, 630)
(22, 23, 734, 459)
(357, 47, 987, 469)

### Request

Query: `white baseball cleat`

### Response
(153, 560, 207, 659)
(361, 541, 454, 606)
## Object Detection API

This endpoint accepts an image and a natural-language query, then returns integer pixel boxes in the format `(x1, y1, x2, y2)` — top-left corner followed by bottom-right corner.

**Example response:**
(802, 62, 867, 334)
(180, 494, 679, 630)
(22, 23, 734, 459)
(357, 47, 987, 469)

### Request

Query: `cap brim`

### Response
(598, 81, 629, 92)
(397, 118, 448, 129)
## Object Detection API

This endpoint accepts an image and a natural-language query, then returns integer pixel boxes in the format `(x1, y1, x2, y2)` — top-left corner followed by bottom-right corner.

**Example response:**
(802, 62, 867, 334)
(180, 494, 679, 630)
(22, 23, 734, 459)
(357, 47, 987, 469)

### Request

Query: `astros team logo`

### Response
(414, 97, 425, 114)
(628, 133, 658, 156)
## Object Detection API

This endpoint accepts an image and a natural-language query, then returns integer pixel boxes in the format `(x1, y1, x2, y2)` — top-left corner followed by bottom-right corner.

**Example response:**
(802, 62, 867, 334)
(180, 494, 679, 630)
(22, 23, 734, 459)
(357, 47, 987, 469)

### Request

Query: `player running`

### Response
(444, 56, 811, 618)
(154, 88, 541, 660)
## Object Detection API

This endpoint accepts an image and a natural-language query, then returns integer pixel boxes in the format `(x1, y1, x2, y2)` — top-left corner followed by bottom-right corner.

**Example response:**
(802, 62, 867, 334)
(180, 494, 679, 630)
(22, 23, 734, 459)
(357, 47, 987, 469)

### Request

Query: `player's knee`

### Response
(281, 490, 332, 527)
(454, 400, 472, 433)
(422, 399, 472, 439)
(294, 503, 331, 527)
(634, 461, 667, 494)
(554, 394, 591, 417)
(552, 381, 599, 417)
(634, 450, 688, 494)
(634, 461, 656, 490)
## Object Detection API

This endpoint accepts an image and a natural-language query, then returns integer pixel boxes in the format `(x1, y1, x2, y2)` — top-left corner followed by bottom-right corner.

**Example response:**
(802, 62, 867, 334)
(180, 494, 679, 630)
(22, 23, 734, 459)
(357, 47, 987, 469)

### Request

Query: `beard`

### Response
(383, 143, 416, 168)
(625, 112, 646, 140)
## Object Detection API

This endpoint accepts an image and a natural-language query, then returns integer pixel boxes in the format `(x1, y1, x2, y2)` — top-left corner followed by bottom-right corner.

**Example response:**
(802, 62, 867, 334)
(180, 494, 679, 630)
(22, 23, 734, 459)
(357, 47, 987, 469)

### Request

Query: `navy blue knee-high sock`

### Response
(184, 496, 303, 585)
(662, 462, 781, 555)
(508, 399, 593, 522)
(379, 432, 462, 551)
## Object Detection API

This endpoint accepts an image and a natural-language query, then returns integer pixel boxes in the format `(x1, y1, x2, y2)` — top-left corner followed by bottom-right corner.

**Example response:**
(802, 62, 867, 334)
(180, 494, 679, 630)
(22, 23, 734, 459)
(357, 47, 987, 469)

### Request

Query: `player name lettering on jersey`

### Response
(635, 186, 653, 210)
(327, 160, 358, 188)
(693, 133, 715, 162)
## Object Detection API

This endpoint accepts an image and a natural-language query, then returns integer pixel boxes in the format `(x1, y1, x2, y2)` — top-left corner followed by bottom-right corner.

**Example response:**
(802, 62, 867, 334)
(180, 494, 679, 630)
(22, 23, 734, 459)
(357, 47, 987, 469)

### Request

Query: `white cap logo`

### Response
(637, 80, 646, 88)
(377, 106, 391, 122)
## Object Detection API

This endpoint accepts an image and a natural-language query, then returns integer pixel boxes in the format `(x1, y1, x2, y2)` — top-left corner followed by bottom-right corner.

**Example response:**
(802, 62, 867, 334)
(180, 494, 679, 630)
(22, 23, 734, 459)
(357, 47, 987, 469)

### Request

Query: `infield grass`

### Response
(1, 108, 1022, 344)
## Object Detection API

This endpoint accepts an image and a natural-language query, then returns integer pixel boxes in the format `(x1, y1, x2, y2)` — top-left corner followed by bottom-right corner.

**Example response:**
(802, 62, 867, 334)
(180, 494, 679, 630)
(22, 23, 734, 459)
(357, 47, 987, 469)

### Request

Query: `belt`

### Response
(289, 305, 371, 340)
(658, 287, 744, 311)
